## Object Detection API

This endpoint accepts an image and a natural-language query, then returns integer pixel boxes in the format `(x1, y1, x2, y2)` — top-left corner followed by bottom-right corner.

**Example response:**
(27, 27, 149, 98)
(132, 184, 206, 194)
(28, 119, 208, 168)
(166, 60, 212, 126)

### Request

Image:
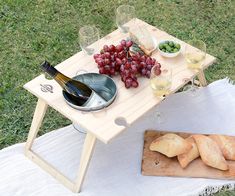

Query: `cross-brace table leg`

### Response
(73, 132, 96, 192)
(197, 69, 207, 87)
(25, 99, 48, 151)
(24, 98, 96, 193)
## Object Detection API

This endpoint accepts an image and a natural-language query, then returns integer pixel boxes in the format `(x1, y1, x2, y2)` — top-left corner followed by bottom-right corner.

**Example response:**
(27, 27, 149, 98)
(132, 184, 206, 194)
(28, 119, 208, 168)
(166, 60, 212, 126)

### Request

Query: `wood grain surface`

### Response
(142, 130, 235, 180)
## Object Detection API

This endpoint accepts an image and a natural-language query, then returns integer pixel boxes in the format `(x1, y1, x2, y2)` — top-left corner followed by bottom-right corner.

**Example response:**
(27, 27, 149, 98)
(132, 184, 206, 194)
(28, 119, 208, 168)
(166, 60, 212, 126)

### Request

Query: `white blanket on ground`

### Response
(1, 78, 235, 196)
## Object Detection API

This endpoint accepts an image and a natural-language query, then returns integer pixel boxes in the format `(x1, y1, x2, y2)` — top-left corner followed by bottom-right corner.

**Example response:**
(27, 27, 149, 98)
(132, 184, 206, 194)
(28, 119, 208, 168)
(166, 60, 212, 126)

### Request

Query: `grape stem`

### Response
(126, 50, 131, 61)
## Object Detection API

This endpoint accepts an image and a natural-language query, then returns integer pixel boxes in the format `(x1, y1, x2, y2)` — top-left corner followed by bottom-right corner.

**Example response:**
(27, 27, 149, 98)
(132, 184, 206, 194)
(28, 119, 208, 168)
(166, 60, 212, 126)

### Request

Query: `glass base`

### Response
(151, 111, 164, 124)
(183, 85, 199, 96)
(82, 48, 95, 55)
(72, 123, 87, 134)
(118, 26, 129, 33)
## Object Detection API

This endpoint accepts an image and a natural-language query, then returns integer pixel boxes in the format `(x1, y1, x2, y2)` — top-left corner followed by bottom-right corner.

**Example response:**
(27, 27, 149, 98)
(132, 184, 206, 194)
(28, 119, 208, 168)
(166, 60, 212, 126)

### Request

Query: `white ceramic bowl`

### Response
(158, 40, 181, 58)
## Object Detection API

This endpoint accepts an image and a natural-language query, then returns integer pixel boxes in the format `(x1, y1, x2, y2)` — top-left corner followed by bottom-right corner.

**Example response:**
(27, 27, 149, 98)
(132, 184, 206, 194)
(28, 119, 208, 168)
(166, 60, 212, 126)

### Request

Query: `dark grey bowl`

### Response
(62, 73, 117, 111)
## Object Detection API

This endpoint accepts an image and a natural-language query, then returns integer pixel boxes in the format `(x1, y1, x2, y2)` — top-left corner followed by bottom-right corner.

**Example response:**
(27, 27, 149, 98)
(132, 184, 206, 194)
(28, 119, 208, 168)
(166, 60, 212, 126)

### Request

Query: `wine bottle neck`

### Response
(41, 61, 58, 78)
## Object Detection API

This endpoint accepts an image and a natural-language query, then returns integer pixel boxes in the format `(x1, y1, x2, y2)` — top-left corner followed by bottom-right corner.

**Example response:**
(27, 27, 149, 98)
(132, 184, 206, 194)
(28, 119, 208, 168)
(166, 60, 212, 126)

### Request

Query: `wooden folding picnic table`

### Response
(23, 19, 216, 193)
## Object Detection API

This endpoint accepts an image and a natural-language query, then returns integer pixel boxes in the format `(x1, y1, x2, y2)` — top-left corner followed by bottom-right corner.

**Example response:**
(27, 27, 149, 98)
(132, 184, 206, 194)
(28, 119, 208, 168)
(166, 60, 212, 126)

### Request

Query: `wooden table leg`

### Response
(25, 131, 97, 193)
(197, 69, 207, 87)
(25, 98, 48, 152)
(73, 132, 96, 193)
(24, 98, 96, 193)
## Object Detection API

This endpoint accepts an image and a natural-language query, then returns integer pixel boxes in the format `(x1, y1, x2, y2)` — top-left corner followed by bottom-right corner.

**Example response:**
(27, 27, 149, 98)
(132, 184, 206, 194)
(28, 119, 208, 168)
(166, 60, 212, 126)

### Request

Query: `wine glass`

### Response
(116, 5, 135, 33)
(150, 65, 172, 97)
(184, 39, 206, 95)
(150, 65, 172, 123)
(79, 25, 100, 55)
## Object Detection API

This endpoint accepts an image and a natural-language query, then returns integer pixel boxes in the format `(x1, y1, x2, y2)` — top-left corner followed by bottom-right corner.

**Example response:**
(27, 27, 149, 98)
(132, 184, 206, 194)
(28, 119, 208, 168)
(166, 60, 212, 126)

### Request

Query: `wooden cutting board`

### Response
(142, 130, 235, 180)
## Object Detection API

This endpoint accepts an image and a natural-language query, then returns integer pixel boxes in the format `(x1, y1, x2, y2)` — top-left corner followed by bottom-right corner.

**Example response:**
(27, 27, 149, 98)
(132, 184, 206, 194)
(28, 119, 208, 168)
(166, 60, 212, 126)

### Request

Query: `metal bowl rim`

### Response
(62, 73, 118, 111)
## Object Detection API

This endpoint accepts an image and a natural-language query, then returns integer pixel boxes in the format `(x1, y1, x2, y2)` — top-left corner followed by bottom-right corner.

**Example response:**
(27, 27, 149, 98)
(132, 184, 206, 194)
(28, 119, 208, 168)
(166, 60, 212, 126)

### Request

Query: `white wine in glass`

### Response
(150, 65, 172, 97)
(150, 78, 172, 97)
(184, 39, 206, 95)
(185, 53, 206, 69)
(185, 39, 206, 70)
(150, 65, 172, 124)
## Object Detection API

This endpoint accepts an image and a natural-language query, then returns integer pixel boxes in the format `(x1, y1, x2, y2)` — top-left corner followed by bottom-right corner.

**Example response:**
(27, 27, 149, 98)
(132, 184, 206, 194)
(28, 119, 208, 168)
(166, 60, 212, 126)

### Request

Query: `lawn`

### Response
(1, 0, 235, 148)
(0, 0, 235, 148)
(0, 0, 235, 194)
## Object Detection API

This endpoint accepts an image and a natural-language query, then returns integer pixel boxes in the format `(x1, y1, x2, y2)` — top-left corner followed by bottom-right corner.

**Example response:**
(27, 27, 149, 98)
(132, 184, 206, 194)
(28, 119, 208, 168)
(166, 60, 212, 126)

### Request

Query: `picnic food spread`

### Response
(149, 133, 233, 171)
(23, 17, 217, 193)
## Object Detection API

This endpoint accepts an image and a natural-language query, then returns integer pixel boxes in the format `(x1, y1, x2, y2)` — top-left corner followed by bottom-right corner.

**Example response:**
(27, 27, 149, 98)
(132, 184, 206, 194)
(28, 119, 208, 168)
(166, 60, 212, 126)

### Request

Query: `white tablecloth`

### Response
(1, 78, 235, 196)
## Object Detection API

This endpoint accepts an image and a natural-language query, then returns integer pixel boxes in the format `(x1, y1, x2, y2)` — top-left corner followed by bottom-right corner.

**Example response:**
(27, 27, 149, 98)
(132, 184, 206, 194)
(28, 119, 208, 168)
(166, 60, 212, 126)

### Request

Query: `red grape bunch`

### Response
(93, 40, 132, 76)
(93, 39, 161, 88)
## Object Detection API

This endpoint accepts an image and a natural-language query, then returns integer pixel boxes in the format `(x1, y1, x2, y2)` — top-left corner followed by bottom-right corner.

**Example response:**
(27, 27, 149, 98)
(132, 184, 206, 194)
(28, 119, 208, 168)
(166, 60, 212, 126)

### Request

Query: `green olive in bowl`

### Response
(158, 40, 181, 58)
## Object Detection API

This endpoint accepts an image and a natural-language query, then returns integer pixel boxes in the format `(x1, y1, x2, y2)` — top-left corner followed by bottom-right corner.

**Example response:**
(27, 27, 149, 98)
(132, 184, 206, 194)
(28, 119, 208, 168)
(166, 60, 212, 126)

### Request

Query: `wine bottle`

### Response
(41, 61, 106, 107)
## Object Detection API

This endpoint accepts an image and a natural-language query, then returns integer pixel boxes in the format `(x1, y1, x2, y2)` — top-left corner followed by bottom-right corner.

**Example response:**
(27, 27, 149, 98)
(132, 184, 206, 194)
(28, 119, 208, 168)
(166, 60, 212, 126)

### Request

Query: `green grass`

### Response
(0, 0, 235, 195)
(1, 0, 234, 147)
(0, 0, 234, 145)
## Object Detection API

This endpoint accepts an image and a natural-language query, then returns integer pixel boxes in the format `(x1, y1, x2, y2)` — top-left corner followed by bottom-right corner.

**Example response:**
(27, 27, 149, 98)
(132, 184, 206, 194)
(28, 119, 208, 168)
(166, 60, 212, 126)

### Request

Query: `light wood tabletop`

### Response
(24, 18, 216, 144)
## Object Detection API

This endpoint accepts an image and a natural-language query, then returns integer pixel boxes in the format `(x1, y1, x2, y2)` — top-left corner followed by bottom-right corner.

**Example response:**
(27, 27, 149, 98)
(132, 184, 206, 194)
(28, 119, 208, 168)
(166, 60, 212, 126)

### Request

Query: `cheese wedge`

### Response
(129, 25, 155, 55)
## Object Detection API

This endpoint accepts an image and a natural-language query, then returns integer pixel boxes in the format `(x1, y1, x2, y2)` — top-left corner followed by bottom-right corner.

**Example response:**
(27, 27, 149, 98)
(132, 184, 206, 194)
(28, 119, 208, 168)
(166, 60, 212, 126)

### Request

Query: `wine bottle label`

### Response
(83, 91, 107, 108)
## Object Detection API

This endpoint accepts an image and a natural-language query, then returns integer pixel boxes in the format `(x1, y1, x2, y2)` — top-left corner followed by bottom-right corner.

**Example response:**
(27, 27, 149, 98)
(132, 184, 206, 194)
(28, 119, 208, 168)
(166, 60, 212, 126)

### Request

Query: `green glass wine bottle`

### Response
(41, 61, 106, 107)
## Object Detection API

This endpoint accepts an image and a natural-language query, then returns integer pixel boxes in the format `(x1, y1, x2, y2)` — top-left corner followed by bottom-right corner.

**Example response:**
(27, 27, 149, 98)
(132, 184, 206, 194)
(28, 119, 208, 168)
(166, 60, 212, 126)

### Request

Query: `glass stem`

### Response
(156, 111, 162, 124)
(190, 77, 197, 94)
(191, 77, 195, 88)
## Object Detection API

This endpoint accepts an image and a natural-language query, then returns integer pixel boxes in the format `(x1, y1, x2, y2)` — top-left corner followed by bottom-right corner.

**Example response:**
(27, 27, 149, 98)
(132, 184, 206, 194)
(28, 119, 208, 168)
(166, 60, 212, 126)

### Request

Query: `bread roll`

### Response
(177, 136, 199, 168)
(193, 135, 228, 171)
(149, 133, 192, 158)
(209, 135, 235, 160)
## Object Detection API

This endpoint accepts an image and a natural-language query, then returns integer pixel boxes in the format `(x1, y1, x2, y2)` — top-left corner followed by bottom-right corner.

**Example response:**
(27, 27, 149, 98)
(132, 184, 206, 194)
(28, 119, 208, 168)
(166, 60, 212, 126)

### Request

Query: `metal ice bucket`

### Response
(62, 73, 117, 112)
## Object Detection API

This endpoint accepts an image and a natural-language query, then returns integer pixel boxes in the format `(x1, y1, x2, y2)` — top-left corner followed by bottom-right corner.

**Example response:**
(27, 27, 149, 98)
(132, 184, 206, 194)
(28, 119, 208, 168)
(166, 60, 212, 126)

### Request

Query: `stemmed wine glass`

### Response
(79, 25, 100, 55)
(184, 39, 206, 95)
(116, 5, 135, 33)
(150, 65, 172, 123)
